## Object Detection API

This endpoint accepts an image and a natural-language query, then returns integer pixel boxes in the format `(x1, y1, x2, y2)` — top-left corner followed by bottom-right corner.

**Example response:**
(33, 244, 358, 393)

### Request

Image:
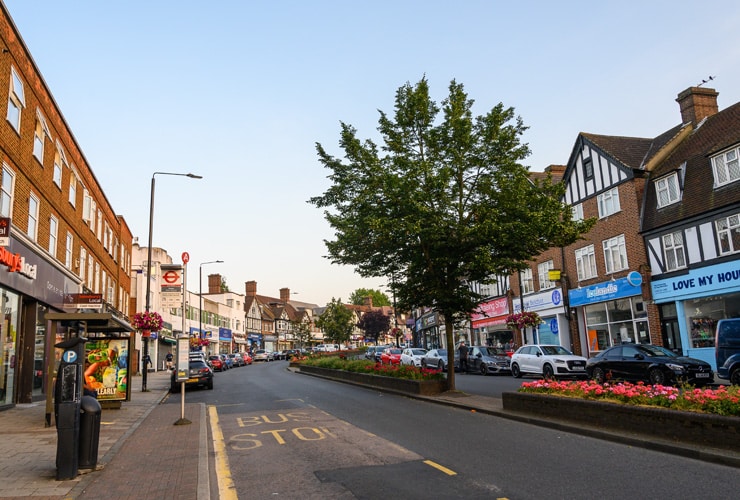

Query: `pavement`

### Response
(0, 368, 737, 499)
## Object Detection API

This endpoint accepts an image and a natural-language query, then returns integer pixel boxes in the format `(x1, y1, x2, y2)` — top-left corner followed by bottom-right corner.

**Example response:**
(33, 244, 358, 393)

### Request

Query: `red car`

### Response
(380, 348, 403, 365)
(240, 352, 253, 365)
(208, 355, 226, 372)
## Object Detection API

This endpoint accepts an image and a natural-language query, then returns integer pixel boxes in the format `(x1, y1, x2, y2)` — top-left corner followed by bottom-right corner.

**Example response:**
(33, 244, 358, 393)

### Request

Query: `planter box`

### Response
(502, 392, 740, 452)
(299, 365, 446, 396)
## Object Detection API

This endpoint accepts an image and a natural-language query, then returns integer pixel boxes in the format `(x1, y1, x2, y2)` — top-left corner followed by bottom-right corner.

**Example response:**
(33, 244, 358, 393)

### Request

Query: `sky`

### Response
(4, 1, 740, 306)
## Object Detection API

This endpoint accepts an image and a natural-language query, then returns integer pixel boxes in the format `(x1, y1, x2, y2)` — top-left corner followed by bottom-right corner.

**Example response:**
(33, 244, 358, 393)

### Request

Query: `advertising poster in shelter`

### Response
(84, 339, 129, 401)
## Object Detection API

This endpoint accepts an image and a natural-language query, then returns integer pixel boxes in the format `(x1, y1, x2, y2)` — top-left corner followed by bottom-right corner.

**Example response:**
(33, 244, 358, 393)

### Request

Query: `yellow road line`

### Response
(423, 459, 457, 476)
(209, 405, 238, 500)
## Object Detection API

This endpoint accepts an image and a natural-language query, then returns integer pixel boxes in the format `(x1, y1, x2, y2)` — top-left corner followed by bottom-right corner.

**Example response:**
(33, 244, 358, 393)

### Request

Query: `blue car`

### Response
(221, 354, 234, 369)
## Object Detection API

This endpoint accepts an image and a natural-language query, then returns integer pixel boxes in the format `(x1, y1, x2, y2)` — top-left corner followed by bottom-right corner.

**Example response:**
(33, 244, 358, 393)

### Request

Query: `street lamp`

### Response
(199, 260, 224, 351)
(142, 171, 202, 392)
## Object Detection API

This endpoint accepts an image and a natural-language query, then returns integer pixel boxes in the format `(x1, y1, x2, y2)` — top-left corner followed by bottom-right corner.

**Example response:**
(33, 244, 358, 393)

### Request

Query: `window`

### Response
(538, 260, 555, 290)
(603, 234, 628, 273)
(33, 111, 50, 163)
(575, 245, 597, 281)
(79, 247, 87, 281)
(48, 215, 58, 257)
(27, 193, 39, 241)
(65, 232, 73, 269)
(716, 213, 740, 255)
(571, 203, 584, 222)
(87, 256, 94, 290)
(655, 173, 680, 207)
(583, 156, 594, 179)
(663, 231, 686, 271)
(0, 165, 15, 217)
(7, 67, 25, 132)
(712, 146, 740, 187)
(520, 268, 534, 294)
(68, 176, 76, 206)
(597, 187, 620, 218)
(97, 209, 102, 241)
(53, 151, 63, 188)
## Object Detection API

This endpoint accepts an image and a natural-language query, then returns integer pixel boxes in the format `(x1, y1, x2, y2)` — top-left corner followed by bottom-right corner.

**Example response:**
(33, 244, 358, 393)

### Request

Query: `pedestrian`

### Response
(458, 341, 468, 373)
(143, 354, 152, 371)
(165, 351, 173, 371)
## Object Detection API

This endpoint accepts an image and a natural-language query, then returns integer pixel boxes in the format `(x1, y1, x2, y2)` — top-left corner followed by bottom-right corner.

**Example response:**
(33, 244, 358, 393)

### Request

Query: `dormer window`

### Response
(712, 146, 740, 187)
(655, 172, 681, 207)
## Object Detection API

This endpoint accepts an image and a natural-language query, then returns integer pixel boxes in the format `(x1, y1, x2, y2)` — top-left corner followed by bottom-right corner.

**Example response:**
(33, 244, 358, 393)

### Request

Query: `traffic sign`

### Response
(163, 270, 179, 284)
(182, 252, 190, 264)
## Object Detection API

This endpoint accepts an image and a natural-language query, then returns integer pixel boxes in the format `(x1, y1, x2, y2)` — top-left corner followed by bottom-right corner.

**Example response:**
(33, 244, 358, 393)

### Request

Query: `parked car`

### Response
(170, 359, 213, 392)
(586, 344, 714, 386)
(208, 355, 226, 372)
(380, 348, 403, 365)
(270, 351, 284, 361)
(228, 353, 244, 367)
(463, 346, 511, 375)
(716, 318, 740, 385)
(221, 353, 234, 369)
(315, 344, 339, 352)
(253, 349, 271, 362)
(240, 352, 253, 365)
(421, 349, 449, 370)
(365, 346, 378, 360)
(510, 344, 588, 379)
(400, 348, 427, 367)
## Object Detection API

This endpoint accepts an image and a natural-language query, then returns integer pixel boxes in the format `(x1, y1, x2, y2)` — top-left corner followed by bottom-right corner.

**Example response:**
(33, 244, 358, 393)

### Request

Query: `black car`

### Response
(170, 360, 214, 392)
(586, 344, 713, 386)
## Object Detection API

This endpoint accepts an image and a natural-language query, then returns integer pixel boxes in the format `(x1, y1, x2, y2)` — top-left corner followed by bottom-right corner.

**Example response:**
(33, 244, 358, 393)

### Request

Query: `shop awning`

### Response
(45, 312, 135, 335)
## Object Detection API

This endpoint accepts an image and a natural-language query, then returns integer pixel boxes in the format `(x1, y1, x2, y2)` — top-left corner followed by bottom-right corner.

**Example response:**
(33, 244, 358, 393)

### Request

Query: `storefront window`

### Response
(584, 297, 649, 354)
(33, 304, 48, 398)
(682, 293, 740, 348)
(0, 290, 19, 406)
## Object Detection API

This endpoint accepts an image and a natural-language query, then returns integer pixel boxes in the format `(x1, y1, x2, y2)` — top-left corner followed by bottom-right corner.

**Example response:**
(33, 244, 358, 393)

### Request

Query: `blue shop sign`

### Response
(651, 261, 740, 303)
(219, 327, 232, 341)
(569, 275, 642, 307)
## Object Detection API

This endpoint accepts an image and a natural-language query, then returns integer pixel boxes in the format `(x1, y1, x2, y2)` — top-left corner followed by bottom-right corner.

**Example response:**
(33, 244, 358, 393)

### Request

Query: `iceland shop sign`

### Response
(568, 272, 643, 307)
(651, 261, 740, 303)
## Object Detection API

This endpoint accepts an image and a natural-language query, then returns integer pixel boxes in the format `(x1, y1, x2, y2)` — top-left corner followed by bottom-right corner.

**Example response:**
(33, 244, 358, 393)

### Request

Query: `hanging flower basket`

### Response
(190, 337, 210, 348)
(505, 311, 543, 330)
(132, 311, 164, 332)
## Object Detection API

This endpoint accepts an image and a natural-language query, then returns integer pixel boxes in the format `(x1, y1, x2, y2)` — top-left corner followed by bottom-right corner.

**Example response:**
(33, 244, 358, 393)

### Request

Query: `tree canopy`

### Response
(356, 309, 391, 344)
(348, 288, 391, 307)
(315, 298, 355, 348)
(309, 78, 594, 389)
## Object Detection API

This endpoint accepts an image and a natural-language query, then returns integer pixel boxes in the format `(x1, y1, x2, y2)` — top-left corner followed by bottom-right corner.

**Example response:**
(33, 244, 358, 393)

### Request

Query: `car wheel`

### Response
(592, 367, 606, 384)
(421, 360, 427, 369)
(542, 364, 554, 379)
(649, 368, 666, 385)
(479, 364, 487, 376)
(511, 363, 522, 378)
(731, 368, 740, 386)
(208, 380, 214, 390)
(438, 360, 444, 370)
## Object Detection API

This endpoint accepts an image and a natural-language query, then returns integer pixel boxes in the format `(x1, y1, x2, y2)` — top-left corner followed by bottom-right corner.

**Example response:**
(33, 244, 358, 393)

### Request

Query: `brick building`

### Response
(0, 5, 133, 407)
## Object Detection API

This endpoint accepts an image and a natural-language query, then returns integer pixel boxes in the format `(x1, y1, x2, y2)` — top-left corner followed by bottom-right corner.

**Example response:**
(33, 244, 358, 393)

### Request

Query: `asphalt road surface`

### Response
(172, 360, 740, 499)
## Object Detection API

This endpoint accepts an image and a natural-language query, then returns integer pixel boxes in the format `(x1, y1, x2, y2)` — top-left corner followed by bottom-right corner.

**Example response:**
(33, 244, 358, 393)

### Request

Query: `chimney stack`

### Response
(280, 288, 290, 303)
(245, 281, 257, 297)
(676, 86, 719, 126)
(363, 295, 373, 308)
(208, 274, 221, 294)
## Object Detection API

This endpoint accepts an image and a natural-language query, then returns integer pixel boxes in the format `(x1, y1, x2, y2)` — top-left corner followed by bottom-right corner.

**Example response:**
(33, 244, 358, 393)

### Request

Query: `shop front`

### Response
(513, 288, 570, 350)
(157, 321, 175, 370)
(233, 332, 247, 352)
(1, 236, 78, 408)
(569, 271, 648, 357)
(219, 327, 232, 354)
(471, 296, 512, 347)
(651, 261, 740, 369)
(247, 333, 261, 352)
(417, 312, 442, 349)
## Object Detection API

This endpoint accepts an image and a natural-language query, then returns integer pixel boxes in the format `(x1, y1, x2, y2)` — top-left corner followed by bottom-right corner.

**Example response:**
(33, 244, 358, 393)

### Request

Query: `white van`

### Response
(315, 344, 339, 352)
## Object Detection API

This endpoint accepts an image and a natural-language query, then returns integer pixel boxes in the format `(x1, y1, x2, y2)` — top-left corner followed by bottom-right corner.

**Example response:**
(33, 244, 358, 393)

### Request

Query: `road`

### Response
(169, 361, 740, 499)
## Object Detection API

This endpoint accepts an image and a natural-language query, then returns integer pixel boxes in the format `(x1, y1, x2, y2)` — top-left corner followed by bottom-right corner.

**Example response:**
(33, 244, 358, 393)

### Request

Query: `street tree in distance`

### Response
(356, 309, 391, 344)
(349, 288, 391, 307)
(309, 77, 595, 390)
(315, 298, 355, 349)
(291, 319, 314, 349)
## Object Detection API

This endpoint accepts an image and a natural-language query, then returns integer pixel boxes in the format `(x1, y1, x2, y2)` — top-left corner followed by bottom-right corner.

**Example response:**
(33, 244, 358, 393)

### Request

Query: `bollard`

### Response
(78, 395, 102, 469)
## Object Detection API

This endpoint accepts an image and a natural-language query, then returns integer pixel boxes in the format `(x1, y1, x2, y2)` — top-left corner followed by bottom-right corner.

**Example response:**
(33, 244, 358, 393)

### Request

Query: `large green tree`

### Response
(315, 298, 355, 349)
(309, 78, 593, 390)
(349, 288, 391, 307)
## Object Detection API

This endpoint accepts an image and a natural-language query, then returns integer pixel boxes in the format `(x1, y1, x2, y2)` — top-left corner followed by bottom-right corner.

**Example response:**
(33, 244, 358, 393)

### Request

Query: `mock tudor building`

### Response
(641, 87, 740, 370)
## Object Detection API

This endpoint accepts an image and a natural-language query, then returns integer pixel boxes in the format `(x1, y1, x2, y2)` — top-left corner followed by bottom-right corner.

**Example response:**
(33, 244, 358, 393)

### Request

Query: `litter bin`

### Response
(78, 395, 102, 469)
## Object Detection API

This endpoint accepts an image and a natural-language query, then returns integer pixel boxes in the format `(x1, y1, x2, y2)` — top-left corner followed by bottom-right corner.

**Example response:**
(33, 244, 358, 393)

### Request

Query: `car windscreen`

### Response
(480, 347, 506, 356)
(638, 344, 676, 357)
(410, 349, 426, 355)
(540, 345, 572, 356)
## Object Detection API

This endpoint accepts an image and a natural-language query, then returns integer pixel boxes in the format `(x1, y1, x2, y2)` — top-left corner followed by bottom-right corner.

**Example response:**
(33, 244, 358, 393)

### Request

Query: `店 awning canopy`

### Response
(45, 312, 135, 335)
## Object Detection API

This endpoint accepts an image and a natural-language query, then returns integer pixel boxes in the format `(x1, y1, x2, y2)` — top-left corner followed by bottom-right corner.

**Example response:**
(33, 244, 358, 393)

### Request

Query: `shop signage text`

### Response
(0, 246, 37, 279)
(651, 261, 740, 302)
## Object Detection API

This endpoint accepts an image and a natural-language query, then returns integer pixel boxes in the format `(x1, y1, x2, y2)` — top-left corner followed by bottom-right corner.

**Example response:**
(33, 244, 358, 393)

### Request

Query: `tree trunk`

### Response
(445, 319, 455, 391)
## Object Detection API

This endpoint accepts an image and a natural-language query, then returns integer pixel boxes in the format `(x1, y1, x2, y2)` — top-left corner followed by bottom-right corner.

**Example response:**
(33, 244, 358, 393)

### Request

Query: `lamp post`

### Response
(199, 260, 223, 352)
(142, 171, 202, 392)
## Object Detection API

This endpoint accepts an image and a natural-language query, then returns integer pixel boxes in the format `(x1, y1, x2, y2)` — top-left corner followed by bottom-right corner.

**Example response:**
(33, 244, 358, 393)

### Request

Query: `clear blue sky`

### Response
(5, 1, 740, 306)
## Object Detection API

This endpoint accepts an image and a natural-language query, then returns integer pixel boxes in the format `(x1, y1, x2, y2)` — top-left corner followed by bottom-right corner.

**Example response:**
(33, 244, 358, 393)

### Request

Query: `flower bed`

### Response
(298, 357, 447, 395)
